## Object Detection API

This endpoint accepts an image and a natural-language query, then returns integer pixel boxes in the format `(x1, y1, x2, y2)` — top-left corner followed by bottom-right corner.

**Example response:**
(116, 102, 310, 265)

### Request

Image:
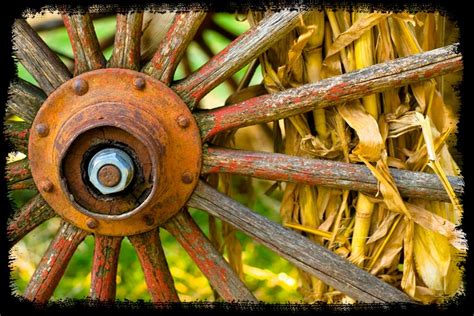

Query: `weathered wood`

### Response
(163, 210, 257, 302)
(4, 121, 29, 153)
(143, 11, 206, 85)
(63, 13, 106, 75)
(188, 181, 414, 303)
(129, 229, 180, 302)
(7, 79, 46, 124)
(9, 178, 36, 191)
(7, 194, 55, 246)
(108, 12, 143, 70)
(172, 10, 306, 109)
(6, 157, 35, 191)
(6, 158, 31, 185)
(196, 44, 463, 141)
(12, 19, 72, 95)
(23, 221, 87, 303)
(194, 36, 238, 92)
(202, 147, 463, 202)
(90, 235, 122, 301)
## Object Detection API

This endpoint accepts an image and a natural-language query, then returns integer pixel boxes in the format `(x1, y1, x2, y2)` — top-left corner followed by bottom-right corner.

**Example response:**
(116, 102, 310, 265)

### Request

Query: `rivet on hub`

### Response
(40, 180, 54, 192)
(143, 215, 154, 226)
(177, 115, 190, 128)
(134, 77, 146, 90)
(35, 123, 49, 137)
(72, 78, 89, 96)
(181, 172, 194, 184)
(86, 218, 98, 229)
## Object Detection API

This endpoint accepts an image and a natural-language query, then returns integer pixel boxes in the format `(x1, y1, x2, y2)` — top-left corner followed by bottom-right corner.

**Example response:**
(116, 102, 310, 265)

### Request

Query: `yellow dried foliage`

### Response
(241, 9, 464, 303)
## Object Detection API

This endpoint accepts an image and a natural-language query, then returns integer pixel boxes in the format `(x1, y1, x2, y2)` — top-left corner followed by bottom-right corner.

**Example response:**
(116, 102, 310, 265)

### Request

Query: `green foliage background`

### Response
(10, 13, 304, 302)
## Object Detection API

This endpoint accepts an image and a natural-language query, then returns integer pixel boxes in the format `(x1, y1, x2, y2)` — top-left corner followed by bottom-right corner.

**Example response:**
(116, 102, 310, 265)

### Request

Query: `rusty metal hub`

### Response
(28, 68, 202, 236)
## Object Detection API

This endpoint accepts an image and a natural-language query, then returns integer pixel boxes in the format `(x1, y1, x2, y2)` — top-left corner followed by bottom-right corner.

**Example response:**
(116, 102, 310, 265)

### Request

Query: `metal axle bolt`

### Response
(88, 148, 135, 195)
(98, 164, 122, 187)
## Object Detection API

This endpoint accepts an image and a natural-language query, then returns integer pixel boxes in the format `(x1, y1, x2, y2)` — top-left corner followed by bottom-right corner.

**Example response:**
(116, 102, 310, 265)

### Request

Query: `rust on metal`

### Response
(28, 68, 202, 236)
(97, 164, 122, 187)
(61, 126, 153, 216)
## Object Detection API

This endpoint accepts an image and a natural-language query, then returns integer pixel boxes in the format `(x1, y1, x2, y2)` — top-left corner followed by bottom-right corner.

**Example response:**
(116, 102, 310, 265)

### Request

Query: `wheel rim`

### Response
(6, 8, 463, 304)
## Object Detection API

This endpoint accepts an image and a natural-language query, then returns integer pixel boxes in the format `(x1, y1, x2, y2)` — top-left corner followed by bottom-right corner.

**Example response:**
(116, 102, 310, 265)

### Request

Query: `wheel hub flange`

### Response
(28, 68, 202, 236)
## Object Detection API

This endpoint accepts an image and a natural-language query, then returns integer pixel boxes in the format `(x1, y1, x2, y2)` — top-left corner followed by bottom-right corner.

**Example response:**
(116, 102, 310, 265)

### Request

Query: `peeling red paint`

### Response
(90, 235, 122, 301)
(196, 46, 462, 141)
(23, 222, 87, 303)
(145, 12, 206, 85)
(172, 11, 302, 109)
(129, 229, 179, 302)
(201, 147, 461, 202)
(163, 210, 256, 302)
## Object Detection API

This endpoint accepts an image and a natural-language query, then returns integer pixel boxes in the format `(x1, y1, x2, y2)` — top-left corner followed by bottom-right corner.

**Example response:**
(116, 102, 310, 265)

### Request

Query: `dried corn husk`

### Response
(243, 9, 463, 303)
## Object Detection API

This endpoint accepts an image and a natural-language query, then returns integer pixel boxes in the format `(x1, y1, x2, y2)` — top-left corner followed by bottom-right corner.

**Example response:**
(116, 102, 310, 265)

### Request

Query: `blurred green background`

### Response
(10, 12, 304, 302)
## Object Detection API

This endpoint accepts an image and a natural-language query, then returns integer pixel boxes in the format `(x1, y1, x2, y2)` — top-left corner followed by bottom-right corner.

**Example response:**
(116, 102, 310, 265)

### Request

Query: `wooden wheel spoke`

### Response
(8, 194, 55, 247)
(62, 13, 106, 74)
(163, 210, 257, 302)
(7, 79, 46, 124)
(129, 229, 180, 302)
(142, 11, 206, 85)
(4, 120, 30, 154)
(187, 181, 413, 303)
(202, 147, 463, 202)
(108, 12, 143, 70)
(172, 10, 305, 109)
(13, 19, 72, 95)
(90, 235, 122, 301)
(6, 158, 36, 191)
(6, 158, 31, 186)
(23, 221, 87, 303)
(195, 44, 463, 141)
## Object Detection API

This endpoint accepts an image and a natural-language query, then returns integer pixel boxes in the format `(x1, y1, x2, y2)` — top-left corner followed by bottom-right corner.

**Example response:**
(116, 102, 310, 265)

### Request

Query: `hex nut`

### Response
(87, 148, 135, 195)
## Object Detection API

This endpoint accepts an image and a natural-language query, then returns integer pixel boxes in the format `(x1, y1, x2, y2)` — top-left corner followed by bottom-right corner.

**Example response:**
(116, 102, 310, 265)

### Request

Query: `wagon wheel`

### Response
(6, 8, 463, 304)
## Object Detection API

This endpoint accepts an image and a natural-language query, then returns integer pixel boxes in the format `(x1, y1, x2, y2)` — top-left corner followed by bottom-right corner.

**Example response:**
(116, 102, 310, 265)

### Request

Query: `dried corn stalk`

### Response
(245, 8, 464, 303)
